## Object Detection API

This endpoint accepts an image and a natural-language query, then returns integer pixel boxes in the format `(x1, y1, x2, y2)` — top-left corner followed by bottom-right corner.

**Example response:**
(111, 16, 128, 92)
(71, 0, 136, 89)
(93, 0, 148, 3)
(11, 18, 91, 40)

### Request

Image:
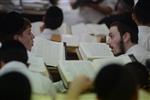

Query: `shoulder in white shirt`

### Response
(39, 28, 60, 40)
(0, 61, 56, 97)
(138, 26, 150, 51)
(126, 44, 150, 65)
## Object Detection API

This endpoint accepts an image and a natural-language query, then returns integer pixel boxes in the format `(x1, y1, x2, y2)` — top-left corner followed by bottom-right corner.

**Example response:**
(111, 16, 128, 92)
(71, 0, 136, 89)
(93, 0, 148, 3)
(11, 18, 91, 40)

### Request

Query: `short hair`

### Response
(110, 20, 138, 44)
(0, 12, 31, 42)
(0, 72, 31, 100)
(121, 0, 134, 11)
(94, 64, 137, 100)
(133, 0, 150, 25)
(44, 6, 63, 30)
(0, 40, 28, 65)
(124, 62, 149, 88)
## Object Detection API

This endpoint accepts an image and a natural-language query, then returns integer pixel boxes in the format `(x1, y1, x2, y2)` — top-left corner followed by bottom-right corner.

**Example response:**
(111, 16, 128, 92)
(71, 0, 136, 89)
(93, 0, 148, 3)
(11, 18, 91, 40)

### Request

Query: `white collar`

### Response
(0, 61, 28, 76)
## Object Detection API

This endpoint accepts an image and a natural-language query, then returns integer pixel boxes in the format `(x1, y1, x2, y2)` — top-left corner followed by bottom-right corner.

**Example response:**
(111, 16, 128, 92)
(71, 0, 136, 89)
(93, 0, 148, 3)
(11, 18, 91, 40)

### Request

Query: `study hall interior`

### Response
(0, 0, 150, 100)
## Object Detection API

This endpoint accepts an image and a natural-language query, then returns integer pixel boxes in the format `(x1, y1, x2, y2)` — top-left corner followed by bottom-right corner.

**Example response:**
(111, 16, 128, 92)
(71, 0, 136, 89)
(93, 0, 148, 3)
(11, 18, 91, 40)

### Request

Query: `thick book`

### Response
(31, 37, 65, 67)
(78, 43, 114, 60)
(61, 34, 97, 47)
(58, 55, 132, 88)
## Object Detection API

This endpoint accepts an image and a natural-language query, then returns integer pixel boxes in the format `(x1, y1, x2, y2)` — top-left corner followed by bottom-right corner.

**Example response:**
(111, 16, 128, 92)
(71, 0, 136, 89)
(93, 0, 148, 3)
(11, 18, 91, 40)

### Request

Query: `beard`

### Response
(114, 40, 125, 56)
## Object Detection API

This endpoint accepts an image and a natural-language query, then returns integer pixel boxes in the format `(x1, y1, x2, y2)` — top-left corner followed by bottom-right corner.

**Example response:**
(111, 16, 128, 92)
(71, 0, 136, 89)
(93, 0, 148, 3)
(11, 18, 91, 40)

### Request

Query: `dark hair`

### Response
(133, 0, 150, 25)
(124, 62, 149, 88)
(49, 0, 59, 5)
(122, 0, 134, 11)
(0, 40, 28, 65)
(44, 6, 63, 30)
(0, 12, 31, 42)
(94, 64, 137, 100)
(0, 72, 31, 100)
(110, 20, 138, 44)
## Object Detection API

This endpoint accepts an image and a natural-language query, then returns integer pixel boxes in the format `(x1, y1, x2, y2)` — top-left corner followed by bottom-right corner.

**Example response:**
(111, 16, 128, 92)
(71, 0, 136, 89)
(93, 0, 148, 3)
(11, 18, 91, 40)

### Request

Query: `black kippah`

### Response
(0, 12, 24, 36)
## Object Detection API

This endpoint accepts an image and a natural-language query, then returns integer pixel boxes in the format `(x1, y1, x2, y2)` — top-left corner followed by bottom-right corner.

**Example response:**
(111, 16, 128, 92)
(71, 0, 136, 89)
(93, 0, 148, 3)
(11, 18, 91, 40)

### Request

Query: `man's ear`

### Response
(123, 32, 131, 43)
(132, 13, 139, 25)
(132, 14, 136, 22)
(14, 34, 19, 40)
(14, 34, 22, 42)
(0, 61, 5, 69)
(42, 16, 45, 22)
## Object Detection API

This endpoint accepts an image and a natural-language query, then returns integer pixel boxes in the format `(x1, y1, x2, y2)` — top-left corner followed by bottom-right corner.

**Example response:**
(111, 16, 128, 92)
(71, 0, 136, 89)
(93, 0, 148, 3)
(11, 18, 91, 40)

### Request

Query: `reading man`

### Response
(108, 20, 150, 65)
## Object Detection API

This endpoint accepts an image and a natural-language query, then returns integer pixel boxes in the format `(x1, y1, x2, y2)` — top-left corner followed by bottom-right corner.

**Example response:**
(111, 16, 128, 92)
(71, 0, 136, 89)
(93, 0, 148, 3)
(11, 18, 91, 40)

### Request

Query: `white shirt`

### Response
(79, 0, 117, 23)
(0, 61, 56, 97)
(39, 28, 60, 40)
(134, 0, 138, 5)
(138, 26, 150, 52)
(125, 45, 150, 65)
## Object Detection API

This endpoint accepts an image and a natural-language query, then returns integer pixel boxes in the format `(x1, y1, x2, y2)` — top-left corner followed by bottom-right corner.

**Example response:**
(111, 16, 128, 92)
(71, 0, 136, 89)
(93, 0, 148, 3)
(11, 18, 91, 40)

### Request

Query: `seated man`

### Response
(66, 64, 138, 100)
(0, 71, 31, 100)
(0, 40, 56, 97)
(108, 20, 150, 65)
(124, 62, 149, 89)
(0, 11, 49, 78)
(39, 6, 63, 41)
(132, 0, 150, 52)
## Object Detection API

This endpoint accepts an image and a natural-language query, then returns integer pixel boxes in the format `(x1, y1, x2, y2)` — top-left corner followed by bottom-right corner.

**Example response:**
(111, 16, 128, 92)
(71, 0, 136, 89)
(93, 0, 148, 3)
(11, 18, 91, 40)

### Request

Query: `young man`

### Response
(108, 20, 150, 65)
(0, 40, 56, 97)
(0, 72, 31, 100)
(66, 64, 138, 100)
(39, 6, 63, 41)
(0, 12, 34, 51)
(132, 0, 150, 52)
(0, 11, 50, 75)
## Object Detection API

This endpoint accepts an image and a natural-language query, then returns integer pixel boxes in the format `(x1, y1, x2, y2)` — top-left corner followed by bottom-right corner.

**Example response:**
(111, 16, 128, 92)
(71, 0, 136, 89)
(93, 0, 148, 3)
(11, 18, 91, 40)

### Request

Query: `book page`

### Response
(86, 24, 109, 36)
(58, 60, 96, 87)
(61, 34, 97, 47)
(31, 37, 46, 57)
(92, 55, 132, 73)
(31, 37, 65, 67)
(79, 43, 114, 60)
(42, 40, 65, 67)
(61, 34, 80, 47)
(71, 23, 90, 36)
(28, 54, 47, 73)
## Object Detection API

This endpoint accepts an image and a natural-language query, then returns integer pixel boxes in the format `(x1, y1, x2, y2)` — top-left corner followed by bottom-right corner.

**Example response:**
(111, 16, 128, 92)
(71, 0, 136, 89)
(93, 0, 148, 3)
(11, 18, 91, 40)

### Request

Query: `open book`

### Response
(78, 43, 114, 60)
(61, 34, 97, 47)
(58, 55, 132, 88)
(60, 23, 108, 47)
(71, 23, 109, 36)
(31, 37, 65, 67)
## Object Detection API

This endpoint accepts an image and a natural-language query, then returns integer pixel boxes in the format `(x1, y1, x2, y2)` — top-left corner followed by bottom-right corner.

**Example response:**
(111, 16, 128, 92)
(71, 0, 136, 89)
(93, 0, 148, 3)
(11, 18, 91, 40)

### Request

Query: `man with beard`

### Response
(108, 20, 150, 65)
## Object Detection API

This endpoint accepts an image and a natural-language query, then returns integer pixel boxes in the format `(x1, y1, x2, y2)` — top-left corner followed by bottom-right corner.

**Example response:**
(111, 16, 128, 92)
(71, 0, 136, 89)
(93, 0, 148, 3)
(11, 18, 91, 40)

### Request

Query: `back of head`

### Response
(0, 40, 28, 65)
(110, 19, 139, 44)
(124, 62, 149, 88)
(44, 6, 63, 30)
(133, 0, 150, 25)
(0, 11, 31, 42)
(0, 71, 31, 100)
(49, 0, 59, 5)
(122, 0, 134, 11)
(94, 64, 137, 100)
